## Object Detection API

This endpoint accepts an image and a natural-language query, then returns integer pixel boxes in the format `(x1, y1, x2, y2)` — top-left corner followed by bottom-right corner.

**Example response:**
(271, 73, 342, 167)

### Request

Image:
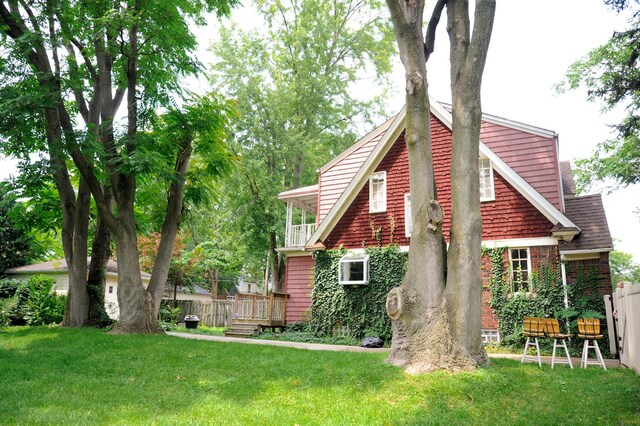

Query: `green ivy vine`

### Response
(485, 247, 607, 353)
(310, 245, 406, 341)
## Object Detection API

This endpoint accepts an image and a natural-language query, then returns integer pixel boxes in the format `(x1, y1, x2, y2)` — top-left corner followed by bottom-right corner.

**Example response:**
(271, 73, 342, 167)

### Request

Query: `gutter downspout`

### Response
(560, 255, 569, 309)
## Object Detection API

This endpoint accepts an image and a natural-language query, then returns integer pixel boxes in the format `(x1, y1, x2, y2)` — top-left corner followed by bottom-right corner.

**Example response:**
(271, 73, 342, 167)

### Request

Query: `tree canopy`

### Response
(560, 0, 640, 190)
(0, 0, 238, 331)
(210, 0, 395, 286)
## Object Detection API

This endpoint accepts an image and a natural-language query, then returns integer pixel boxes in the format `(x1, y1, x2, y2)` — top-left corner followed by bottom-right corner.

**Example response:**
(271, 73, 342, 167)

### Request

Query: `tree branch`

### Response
(424, 0, 446, 62)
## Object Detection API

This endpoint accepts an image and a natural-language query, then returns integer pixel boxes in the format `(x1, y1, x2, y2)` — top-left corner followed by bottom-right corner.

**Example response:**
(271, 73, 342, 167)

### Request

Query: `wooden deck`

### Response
(225, 292, 289, 337)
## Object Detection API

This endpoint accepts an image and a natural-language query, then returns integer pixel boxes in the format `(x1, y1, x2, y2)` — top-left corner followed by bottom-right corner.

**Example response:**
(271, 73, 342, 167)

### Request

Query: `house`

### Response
(4, 258, 213, 319)
(277, 99, 613, 340)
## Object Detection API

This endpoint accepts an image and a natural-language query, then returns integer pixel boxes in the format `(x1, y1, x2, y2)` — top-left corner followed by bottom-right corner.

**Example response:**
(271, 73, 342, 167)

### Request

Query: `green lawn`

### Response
(1, 327, 638, 425)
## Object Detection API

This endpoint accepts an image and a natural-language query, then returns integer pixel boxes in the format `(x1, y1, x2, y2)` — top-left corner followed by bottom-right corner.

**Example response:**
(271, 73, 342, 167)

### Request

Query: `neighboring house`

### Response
(4, 259, 212, 319)
(277, 99, 613, 340)
(163, 283, 212, 303)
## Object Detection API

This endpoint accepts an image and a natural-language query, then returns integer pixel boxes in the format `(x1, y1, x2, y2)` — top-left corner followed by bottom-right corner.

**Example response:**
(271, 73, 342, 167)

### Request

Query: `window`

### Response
(509, 248, 530, 292)
(339, 255, 370, 285)
(108, 286, 113, 294)
(479, 157, 495, 201)
(404, 193, 412, 237)
(369, 171, 387, 213)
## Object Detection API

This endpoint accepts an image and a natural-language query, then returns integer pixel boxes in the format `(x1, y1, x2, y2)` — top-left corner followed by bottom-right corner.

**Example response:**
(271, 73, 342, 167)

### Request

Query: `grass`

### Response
(0, 326, 638, 425)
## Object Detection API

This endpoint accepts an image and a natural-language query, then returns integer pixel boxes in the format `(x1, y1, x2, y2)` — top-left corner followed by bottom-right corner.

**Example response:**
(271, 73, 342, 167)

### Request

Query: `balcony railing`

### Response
(286, 223, 316, 247)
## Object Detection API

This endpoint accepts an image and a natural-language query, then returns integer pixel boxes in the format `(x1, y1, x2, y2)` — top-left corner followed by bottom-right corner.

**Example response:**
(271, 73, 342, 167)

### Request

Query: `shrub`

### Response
(23, 275, 66, 326)
(0, 275, 65, 326)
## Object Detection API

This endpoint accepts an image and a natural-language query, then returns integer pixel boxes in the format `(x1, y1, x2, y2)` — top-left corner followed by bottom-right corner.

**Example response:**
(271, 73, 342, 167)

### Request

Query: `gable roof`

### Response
(4, 258, 152, 280)
(559, 194, 613, 253)
(307, 98, 579, 247)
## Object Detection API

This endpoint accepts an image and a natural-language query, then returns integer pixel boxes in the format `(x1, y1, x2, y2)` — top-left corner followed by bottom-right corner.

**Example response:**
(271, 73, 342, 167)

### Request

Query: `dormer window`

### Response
(369, 171, 387, 213)
(479, 157, 495, 202)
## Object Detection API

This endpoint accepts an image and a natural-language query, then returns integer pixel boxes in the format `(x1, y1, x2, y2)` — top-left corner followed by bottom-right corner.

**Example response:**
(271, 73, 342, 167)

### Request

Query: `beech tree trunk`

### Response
(385, 0, 495, 373)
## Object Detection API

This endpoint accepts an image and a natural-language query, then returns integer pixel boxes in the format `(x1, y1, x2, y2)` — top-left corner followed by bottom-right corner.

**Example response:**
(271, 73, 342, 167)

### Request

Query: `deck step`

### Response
(224, 319, 262, 337)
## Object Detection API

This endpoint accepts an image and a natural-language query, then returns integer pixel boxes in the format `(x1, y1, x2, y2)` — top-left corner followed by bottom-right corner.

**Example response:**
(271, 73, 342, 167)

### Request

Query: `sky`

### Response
(410, 0, 640, 260)
(1, 0, 638, 261)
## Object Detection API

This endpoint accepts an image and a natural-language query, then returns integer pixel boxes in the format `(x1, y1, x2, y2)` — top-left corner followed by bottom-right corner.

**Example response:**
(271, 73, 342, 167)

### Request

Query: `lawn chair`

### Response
(577, 318, 607, 370)
(522, 317, 545, 367)
(544, 318, 573, 369)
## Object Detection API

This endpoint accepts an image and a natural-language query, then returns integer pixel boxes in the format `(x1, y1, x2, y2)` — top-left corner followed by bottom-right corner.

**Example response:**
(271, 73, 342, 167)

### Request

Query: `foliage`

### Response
(139, 232, 238, 295)
(0, 327, 638, 424)
(0, 182, 39, 272)
(609, 250, 640, 286)
(311, 246, 406, 341)
(486, 248, 608, 354)
(558, 3, 640, 190)
(0, 276, 65, 326)
(159, 304, 182, 325)
(210, 0, 395, 279)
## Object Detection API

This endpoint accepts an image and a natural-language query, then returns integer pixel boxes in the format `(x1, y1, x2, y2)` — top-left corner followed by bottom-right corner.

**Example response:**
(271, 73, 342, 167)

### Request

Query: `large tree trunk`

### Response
(269, 232, 285, 293)
(111, 204, 162, 334)
(86, 188, 113, 327)
(147, 139, 193, 317)
(61, 177, 91, 327)
(385, 0, 495, 373)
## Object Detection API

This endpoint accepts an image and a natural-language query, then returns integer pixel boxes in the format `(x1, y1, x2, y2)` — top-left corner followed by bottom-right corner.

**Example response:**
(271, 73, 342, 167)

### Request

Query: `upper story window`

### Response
(404, 193, 412, 238)
(369, 171, 387, 213)
(479, 157, 495, 202)
(509, 248, 530, 292)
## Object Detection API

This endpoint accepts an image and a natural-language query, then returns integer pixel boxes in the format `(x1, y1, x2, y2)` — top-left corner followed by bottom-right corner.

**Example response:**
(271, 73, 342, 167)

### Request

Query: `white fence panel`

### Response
(609, 282, 639, 374)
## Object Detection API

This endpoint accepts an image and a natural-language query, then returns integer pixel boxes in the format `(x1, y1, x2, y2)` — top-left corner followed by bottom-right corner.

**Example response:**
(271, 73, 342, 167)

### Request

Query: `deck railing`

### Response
(233, 292, 288, 326)
(286, 223, 316, 247)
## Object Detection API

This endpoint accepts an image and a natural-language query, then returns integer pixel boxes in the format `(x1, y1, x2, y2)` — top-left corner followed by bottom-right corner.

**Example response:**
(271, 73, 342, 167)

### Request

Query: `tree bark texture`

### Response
(385, 0, 495, 373)
(148, 139, 193, 317)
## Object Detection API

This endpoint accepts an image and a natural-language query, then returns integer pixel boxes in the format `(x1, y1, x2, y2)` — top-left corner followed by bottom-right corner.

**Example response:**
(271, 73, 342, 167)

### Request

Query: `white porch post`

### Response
(285, 202, 293, 247)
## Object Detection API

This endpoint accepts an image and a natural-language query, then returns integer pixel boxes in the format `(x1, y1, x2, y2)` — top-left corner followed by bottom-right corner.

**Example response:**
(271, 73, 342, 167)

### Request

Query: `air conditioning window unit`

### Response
(339, 254, 369, 285)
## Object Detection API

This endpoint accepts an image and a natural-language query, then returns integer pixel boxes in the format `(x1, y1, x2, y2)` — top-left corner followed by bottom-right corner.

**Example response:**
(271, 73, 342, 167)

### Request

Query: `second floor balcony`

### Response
(278, 184, 318, 249)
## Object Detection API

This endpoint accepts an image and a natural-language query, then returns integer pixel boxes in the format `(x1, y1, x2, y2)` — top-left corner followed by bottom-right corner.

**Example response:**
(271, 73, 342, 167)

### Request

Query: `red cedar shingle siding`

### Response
(324, 116, 554, 249)
(318, 130, 386, 222)
(480, 120, 562, 211)
(284, 255, 314, 323)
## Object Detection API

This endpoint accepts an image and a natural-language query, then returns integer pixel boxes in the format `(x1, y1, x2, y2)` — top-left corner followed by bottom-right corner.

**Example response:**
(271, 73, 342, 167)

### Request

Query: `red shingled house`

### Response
(277, 99, 613, 341)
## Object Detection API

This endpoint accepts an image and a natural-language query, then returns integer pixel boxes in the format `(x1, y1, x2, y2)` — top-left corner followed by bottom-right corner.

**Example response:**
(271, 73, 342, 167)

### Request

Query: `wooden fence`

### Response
(174, 300, 234, 327)
(605, 282, 639, 374)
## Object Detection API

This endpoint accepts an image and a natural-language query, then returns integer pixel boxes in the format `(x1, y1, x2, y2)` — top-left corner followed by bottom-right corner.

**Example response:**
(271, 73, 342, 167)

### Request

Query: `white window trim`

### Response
(404, 193, 412, 238)
(369, 171, 387, 213)
(479, 157, 495, 202)
(508, 247, 531, 293)
(338, 254, 370, 285)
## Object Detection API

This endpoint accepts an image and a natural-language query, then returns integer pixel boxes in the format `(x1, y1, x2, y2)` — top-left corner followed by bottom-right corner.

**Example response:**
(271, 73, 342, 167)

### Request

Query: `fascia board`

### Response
(309, 98, 578, 246)
(318, 116, 396, 174)
(430, 98, 578, 229)
(308, 107, 406, 244)
(480, 144, 578, 228)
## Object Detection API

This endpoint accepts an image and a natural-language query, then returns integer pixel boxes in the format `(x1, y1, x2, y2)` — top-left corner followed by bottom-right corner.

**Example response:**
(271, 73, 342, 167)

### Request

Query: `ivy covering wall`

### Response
(310, 246, 406, 341)
(485, 247, 606, 350)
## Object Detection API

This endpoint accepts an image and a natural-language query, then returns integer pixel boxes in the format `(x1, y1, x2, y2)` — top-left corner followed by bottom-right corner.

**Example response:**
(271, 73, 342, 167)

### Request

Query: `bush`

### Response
(0, 275, 65, 326)
(23, 276, 65, 326)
